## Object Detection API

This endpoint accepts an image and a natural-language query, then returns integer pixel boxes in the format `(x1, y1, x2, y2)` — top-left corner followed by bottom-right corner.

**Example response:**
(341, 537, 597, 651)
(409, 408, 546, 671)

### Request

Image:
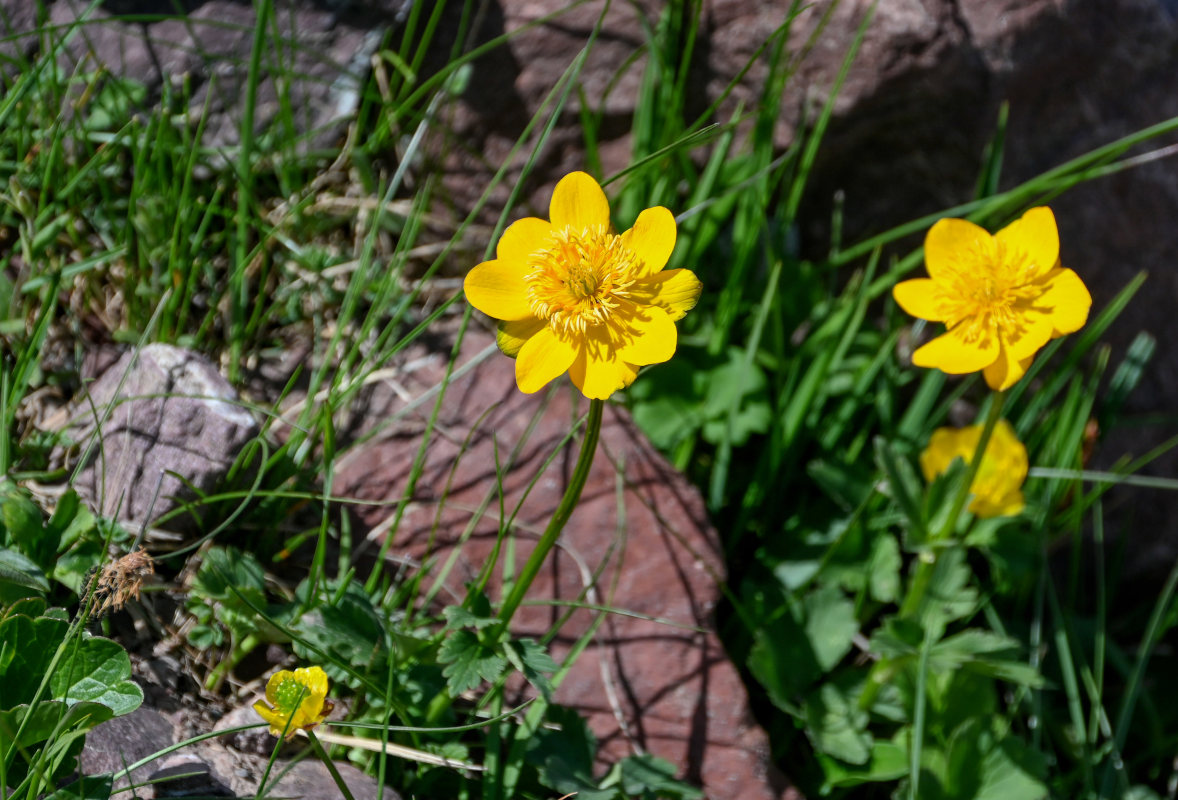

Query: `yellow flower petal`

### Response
(616, 304, 677, 366)
(982, 344, 1035, 391)
(996, 206, 1059, 279)
(496, 317, 545, 357)
(621, 206, 676, 277)
(629, 268, 702, 321)
(893, 278, 946, 322)
(496, 217, 553, 265)
(516, 326, 578, 393)
(920, 420, 1028, 519)
(464, 259, 534, 321)
(912, 324, 1000, 374)
(549, 171, 610, 232)
(924, 217, 991, 281)
(568, 345, 638, 400)
(971, 488, 1025, 518)
(1003, 314, 1054, 361)
(1034, 267, 1092, 337)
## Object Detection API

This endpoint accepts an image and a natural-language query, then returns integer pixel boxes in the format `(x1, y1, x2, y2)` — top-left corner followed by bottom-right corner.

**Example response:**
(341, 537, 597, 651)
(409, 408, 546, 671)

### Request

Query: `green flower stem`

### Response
(495, 398, 604, 635)
(860, 390, 1008, 711)
(898, 390, 1008, 618)
(306, 730, 358, 800)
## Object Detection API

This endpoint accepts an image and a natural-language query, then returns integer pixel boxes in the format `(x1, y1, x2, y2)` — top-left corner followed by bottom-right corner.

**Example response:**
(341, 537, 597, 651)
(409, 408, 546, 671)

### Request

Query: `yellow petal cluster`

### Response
(894, 207, 1092, 390)
(253, 666, 331, 740)
(464, 172, 702, 400)
(920, 419, 1028, 518)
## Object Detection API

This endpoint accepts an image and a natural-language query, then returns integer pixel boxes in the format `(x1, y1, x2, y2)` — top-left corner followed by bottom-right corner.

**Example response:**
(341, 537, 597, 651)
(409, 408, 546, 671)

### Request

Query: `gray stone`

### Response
(2, 0, 383, 153)
(80, 706, 175, 792)
(64, 344, 258, 536)
(151, 753, 234, 798)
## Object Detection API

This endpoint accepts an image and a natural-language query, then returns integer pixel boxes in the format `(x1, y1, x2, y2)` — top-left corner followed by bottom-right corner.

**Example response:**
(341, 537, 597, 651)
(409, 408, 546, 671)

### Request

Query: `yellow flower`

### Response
(253, 666, 332, 740)
(893, 207, 1092, 391)
(920, 419, 1028, 518)
(463, 172, 702, 400)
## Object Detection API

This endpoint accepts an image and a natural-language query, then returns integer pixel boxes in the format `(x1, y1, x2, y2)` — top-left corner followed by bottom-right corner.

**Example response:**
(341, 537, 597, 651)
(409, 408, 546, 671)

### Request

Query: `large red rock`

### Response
(333, 324, 793, 800)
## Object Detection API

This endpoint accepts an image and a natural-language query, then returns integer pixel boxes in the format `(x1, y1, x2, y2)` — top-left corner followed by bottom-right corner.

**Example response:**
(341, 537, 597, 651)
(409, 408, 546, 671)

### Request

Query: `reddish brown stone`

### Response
(333, 324, 793, 800)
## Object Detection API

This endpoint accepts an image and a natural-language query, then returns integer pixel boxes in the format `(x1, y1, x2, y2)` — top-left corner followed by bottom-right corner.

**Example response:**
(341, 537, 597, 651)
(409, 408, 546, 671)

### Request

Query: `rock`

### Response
(268, 759, 391, 800)
(80, 706, 175, 792)
(151, 754, 235, 798)
(3, 0, 384, 153)
(333, 324, 793, 800)
(63, 344, 258, 536)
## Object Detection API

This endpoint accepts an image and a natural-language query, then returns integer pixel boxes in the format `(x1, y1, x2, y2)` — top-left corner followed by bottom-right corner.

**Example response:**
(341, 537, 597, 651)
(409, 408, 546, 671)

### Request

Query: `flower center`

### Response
(273, 679, 309, 714)
(525, 226, 640, 333)
(936, 238, 1039, 341)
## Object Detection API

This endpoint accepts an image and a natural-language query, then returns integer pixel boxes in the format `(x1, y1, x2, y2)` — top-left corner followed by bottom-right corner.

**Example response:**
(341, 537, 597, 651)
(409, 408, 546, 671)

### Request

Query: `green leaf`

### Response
(941, 718, 1047, 800)
(0, 611, 68, 708)
(701, 349, 772, 446)
(443, 603, 499, 630)
(0, 546, 50, 603)
(805, 585, 859, 672)
(617, 753, 703, 799)
(526, 705, 614, 800)
(807, 459, 875, 513)
(437, 630, 506, 695)
(0, 700, 114, 757)
(48, 489, 97, 552)
(45, 774, 114, 799)
(868, 533, 901, 603)
(51, 636, 143, 716)
(803, 681, 873, 765)
(929, 630, 1044, 688)
(818, 739, 908, 790)
(505, 638, 558, 701)
(917, 547, 977, 639)
(874, 437, 928, 547)
(293, 583, 385, 670)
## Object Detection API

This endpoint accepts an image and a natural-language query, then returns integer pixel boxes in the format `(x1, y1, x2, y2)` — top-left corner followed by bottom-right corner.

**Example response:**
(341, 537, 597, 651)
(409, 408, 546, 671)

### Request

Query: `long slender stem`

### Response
(496, 398, 603, 634)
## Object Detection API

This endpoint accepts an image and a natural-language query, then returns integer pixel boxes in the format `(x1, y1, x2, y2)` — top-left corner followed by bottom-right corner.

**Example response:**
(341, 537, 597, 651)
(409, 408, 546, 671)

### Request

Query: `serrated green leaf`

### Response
(506, 638, 557, 701)
(804, 681, 872, 764)
(443, 604, 499, 630)
(438, 630, 506, 695)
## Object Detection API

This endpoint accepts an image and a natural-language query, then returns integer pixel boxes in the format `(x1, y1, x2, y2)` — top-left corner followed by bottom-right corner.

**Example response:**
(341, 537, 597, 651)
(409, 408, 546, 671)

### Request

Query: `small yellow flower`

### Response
(893, 207, 1092, 390)
(463, 172, 702, 400)
(920, 419, 1028, 518)
(252, 666, 332, 740)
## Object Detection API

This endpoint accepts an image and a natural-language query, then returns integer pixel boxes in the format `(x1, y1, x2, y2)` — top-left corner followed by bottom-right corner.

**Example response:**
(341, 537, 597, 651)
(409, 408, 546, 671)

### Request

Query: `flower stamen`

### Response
(525, 226, 640, 334)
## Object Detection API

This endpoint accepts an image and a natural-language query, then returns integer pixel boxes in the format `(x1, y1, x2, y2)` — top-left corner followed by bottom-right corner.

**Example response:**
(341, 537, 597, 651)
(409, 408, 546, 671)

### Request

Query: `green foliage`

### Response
(0, 483, 114, 602)
(2, 0, 1178, 798)
(0, 600, 141, 794)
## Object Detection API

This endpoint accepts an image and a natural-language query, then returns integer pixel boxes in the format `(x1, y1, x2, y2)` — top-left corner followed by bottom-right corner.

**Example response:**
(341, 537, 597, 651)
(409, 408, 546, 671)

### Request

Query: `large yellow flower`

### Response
(463, 172, 702, 400)
(253, 666, 332, 740)
(920, 419, 1028, 518)
(893, 207, 1092, 390)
